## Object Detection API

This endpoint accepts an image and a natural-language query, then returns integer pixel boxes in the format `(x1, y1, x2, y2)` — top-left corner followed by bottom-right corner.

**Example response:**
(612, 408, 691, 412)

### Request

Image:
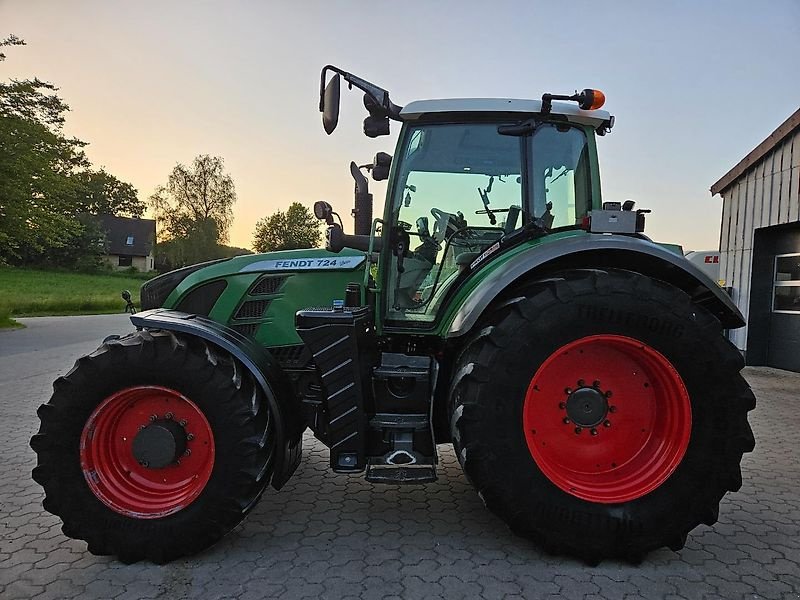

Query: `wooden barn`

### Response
(711, 108, 800, 372)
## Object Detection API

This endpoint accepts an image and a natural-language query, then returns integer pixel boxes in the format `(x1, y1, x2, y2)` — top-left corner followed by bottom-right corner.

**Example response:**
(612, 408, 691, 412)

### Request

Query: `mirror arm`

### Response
(320, 65, 403, 120)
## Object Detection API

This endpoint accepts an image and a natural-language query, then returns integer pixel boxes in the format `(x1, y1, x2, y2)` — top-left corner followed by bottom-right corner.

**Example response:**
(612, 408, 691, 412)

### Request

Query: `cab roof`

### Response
(400, 98, 613, 130)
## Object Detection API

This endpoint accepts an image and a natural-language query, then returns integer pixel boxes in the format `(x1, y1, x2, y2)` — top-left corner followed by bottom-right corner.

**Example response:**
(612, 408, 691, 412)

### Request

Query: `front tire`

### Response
(450, 270, 755, 563)
(31, 330, 275, 563)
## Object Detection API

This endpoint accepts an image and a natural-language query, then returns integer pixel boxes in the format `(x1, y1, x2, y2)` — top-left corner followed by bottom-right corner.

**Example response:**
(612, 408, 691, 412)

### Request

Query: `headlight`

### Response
(140, 259, 228, 310)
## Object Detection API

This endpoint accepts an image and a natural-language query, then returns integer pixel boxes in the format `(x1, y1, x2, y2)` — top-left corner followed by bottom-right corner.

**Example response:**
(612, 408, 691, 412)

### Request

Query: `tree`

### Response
(149, 155, 237, 268)
(150, 155, 235, 244)
(0, 35, 144, 266)
(0, 36, 90, 261)
(252, 202, 321, 253)
(72, 169, 144, 217)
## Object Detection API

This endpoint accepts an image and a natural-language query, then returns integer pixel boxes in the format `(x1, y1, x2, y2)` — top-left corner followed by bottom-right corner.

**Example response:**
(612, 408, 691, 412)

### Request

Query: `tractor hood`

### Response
(144, 247, 369, 348)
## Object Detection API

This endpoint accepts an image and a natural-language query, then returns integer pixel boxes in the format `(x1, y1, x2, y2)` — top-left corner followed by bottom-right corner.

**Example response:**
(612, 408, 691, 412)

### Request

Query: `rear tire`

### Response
(450, 269, 755, 563)
(31, 330, 275, 563)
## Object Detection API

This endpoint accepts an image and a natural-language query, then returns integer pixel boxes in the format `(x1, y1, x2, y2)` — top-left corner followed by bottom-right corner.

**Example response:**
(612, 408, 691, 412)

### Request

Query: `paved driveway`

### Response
(1, 315, 798, 599)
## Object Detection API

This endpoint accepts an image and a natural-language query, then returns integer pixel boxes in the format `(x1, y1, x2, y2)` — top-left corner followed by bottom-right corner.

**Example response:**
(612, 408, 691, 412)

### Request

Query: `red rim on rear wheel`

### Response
(80, 386, 215, 518)
(523, 335, 691, 504)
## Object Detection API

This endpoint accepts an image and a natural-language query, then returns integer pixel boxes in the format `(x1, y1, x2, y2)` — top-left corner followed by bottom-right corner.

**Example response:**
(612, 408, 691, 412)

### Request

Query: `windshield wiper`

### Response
(497, 119, 540, 136)
(477, 176, 497, 225)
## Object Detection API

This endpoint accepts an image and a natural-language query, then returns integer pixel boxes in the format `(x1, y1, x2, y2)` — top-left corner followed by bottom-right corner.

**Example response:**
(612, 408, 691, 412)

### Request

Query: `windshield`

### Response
(385, 121, 591, 325)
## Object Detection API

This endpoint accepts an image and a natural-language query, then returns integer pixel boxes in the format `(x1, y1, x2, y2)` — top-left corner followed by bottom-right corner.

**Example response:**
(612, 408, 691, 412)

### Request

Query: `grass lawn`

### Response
(0, 267, 154, 320)
(0, 303, 22, 329)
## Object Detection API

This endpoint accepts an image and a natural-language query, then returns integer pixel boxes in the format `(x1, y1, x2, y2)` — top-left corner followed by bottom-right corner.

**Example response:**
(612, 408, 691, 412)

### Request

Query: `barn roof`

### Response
(711, 107, 800, 196)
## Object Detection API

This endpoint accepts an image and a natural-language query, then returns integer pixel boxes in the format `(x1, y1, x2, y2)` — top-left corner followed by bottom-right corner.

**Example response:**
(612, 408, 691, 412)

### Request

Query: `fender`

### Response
(130, 309, 304, 489)
(447, 233, 744, 337)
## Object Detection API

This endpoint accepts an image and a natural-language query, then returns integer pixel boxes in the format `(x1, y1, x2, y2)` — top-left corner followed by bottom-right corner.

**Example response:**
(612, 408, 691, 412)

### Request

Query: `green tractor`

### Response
(31, 66, 755, 564)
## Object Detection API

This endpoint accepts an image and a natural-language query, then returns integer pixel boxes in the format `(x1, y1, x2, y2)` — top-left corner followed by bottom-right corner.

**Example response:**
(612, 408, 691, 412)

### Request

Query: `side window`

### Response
(773, 254, 800, 313)
(529, 125, 590, 228)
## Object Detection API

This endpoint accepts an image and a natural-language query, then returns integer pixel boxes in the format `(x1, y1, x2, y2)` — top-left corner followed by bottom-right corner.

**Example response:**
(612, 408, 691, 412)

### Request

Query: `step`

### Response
(365, 463, 437, 484)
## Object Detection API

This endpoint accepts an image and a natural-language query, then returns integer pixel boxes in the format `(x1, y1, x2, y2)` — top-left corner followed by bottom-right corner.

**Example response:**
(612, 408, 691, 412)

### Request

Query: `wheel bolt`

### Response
(590, 428, 598, 436)
(577, 379, 585, 387)
(165, 412, 174, 420)
(559, 402, 566, 410)
(149, 414, 158, 422)
(574, 427, 582, 435)
(184, 449, 192, 457)
(608, 405, 617, 413)
(139, 424, 146, 431)
(593, 380, 601, 388)
(186, 433, 194, 441)
(605, 391, 613, 399)
(564, 387, 572, 395)
(563, 417, 571, 424)
(139, 460, 149, 467)
(179, 419, 187, 427)
(603, 420, 612, 427)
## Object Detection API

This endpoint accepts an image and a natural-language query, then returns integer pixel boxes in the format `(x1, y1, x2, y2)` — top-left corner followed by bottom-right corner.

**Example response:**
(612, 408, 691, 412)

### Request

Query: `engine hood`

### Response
(150, 247, 370, 348)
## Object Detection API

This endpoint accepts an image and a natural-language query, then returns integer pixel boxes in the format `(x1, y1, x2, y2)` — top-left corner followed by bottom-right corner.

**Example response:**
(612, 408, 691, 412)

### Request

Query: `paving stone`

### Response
(1, 319, 798, 600)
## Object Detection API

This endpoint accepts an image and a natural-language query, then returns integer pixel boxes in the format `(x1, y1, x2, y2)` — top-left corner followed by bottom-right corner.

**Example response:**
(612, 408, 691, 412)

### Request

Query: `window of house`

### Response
(126, 235, 135, 246)
(773, 253, 800, 313)
(118, 255, 133, 267)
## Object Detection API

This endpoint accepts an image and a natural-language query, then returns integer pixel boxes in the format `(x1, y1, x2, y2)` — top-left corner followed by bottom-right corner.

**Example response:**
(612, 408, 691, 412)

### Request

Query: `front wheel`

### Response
(450, 270, 755, 563)
(31, 330, 275, 563)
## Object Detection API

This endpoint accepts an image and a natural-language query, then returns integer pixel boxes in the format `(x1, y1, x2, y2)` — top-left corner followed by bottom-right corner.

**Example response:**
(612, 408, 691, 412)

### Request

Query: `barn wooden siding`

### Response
(718, 127, 800, 352)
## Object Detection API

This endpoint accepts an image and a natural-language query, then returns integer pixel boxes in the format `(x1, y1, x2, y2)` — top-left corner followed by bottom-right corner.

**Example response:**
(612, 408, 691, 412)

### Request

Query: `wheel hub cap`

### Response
(565, 387, 608, 427)
(132, 419, 187, 469)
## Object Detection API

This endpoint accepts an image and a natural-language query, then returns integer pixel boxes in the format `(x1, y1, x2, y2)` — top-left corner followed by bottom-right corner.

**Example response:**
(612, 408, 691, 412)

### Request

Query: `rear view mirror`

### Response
(322, 74, 340, 135)
(371, 152, 392, 181)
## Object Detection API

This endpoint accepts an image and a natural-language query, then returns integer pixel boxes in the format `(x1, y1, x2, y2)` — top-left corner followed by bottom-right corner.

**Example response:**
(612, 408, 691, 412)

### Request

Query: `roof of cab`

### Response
(400, 98, 612, 129)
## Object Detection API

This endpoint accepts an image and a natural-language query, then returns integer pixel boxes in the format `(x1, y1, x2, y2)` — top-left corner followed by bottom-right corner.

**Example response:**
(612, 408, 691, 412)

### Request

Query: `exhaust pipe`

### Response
(350, 161, 373, 236)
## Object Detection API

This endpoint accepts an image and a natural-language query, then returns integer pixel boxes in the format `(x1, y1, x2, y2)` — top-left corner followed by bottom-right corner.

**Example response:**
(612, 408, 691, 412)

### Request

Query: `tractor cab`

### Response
(316, 65, 614, 326)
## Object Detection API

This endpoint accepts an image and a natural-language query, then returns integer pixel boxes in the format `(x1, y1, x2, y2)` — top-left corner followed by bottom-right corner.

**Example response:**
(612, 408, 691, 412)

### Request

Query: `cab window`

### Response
(528, 124, 590, 229)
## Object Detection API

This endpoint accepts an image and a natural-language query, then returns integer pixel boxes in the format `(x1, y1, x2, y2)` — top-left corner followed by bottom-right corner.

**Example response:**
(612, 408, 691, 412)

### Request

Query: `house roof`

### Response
(711, 107, 800, 196)
(97, 214, 156, 257)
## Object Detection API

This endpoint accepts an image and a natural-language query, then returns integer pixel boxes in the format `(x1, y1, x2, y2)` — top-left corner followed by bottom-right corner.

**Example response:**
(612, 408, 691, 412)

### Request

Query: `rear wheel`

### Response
(31, 330, 275, 563)
(450, 270, 755, 562)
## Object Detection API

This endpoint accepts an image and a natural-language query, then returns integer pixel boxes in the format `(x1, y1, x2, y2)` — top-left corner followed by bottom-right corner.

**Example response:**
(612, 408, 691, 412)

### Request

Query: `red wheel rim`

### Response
(523, 335, 691, 504)
(80, 386, 215, 518)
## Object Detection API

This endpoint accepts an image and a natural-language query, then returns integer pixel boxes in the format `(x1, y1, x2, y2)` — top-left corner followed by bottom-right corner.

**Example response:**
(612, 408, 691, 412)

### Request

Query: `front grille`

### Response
(234, 299, 270, 320)
(231, 323, 259, 337)
(249, 275, 288, 295)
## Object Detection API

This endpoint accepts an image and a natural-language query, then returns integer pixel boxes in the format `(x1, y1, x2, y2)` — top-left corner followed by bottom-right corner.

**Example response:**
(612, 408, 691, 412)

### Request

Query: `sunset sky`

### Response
(3, 0, 799, 251)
